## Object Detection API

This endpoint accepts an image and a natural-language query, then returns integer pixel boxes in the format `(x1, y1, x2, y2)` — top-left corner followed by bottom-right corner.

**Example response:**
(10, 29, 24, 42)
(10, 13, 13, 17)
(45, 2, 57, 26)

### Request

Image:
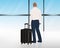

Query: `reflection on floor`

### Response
(43, 31, 60, 48)
(18, 31, 60, 48)
(17, 42, 42, 48)
(0, 31, 60, 48)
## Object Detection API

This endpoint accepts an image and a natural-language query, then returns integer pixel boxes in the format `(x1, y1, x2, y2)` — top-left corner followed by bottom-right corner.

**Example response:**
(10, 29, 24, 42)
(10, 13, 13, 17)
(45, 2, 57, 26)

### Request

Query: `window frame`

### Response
(0, 0, 60, 31)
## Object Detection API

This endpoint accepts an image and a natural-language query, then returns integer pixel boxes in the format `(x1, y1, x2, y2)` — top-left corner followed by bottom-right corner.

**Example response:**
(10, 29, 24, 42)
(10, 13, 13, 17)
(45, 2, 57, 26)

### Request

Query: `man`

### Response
(30, 2, 42, 43)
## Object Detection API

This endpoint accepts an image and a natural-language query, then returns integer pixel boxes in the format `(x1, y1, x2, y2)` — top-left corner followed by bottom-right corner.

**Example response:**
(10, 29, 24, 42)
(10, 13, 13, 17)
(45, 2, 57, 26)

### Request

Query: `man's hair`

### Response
(33, 2, 37, 7)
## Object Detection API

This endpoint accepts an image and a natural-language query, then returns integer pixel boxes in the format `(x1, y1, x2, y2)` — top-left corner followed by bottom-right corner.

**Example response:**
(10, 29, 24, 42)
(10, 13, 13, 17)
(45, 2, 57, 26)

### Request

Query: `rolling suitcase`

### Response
(21, 23, 32, 44)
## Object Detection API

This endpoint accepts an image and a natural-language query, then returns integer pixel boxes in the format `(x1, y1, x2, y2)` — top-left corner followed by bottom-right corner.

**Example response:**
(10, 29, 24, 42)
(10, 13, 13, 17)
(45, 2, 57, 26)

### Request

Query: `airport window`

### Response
(0, 0, 60, 31)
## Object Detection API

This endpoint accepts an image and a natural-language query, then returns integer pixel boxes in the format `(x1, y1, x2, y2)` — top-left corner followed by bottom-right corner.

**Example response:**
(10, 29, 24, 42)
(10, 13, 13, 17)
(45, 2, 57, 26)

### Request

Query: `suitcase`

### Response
(21, 23, 32, 44)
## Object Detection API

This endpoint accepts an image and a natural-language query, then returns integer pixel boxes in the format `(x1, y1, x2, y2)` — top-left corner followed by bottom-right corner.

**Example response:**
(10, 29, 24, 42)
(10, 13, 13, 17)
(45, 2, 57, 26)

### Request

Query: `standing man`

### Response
(30, 2, 42, 43)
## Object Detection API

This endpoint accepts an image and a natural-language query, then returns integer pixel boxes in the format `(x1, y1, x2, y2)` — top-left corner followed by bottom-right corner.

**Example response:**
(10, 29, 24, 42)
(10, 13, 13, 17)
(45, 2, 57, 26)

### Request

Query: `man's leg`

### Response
(31, 20, 36, 42)
(35, 20, 42, 42)
(36, 28, 42, 42)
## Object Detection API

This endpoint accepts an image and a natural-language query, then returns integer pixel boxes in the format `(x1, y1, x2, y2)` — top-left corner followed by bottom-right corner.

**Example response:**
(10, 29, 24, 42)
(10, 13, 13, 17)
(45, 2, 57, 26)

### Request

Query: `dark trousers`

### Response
(31, 20, 42, 42)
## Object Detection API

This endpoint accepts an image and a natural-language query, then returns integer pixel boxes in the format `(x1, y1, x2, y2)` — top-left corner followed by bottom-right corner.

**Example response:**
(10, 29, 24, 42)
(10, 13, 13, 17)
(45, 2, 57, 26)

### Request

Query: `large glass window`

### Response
(45, 0, 60, 14)
(45, 16, 60, 32)
(0, 0, 28, 14)
(0, 16, 28, 31)
(44, 0, 60, 32)
(0, 0, 60, 32)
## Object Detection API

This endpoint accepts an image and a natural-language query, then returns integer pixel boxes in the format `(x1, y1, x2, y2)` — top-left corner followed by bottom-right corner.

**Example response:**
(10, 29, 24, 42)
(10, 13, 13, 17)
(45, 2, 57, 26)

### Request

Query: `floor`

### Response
(0, 31, 60, 48)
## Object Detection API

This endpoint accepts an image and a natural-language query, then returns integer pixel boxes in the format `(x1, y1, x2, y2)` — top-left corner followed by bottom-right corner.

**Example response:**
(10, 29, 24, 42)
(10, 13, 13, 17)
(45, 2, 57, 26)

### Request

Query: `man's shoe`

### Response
(38, 41, 42, 43)
(31, 41, 36, 43)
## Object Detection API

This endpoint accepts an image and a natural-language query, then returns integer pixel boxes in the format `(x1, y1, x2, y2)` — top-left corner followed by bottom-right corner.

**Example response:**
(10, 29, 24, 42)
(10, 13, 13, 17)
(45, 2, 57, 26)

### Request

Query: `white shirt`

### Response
(30, 7, 42, 26)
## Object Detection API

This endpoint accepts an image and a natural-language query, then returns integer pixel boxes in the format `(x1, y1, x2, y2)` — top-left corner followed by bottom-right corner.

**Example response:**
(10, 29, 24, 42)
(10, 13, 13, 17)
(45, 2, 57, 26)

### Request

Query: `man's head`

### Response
(33, 2, 37, 7)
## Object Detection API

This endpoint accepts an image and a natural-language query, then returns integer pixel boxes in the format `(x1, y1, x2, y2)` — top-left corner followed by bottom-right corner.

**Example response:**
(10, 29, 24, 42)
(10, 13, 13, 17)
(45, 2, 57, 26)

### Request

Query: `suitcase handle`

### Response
(24, 23, 30, 29)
